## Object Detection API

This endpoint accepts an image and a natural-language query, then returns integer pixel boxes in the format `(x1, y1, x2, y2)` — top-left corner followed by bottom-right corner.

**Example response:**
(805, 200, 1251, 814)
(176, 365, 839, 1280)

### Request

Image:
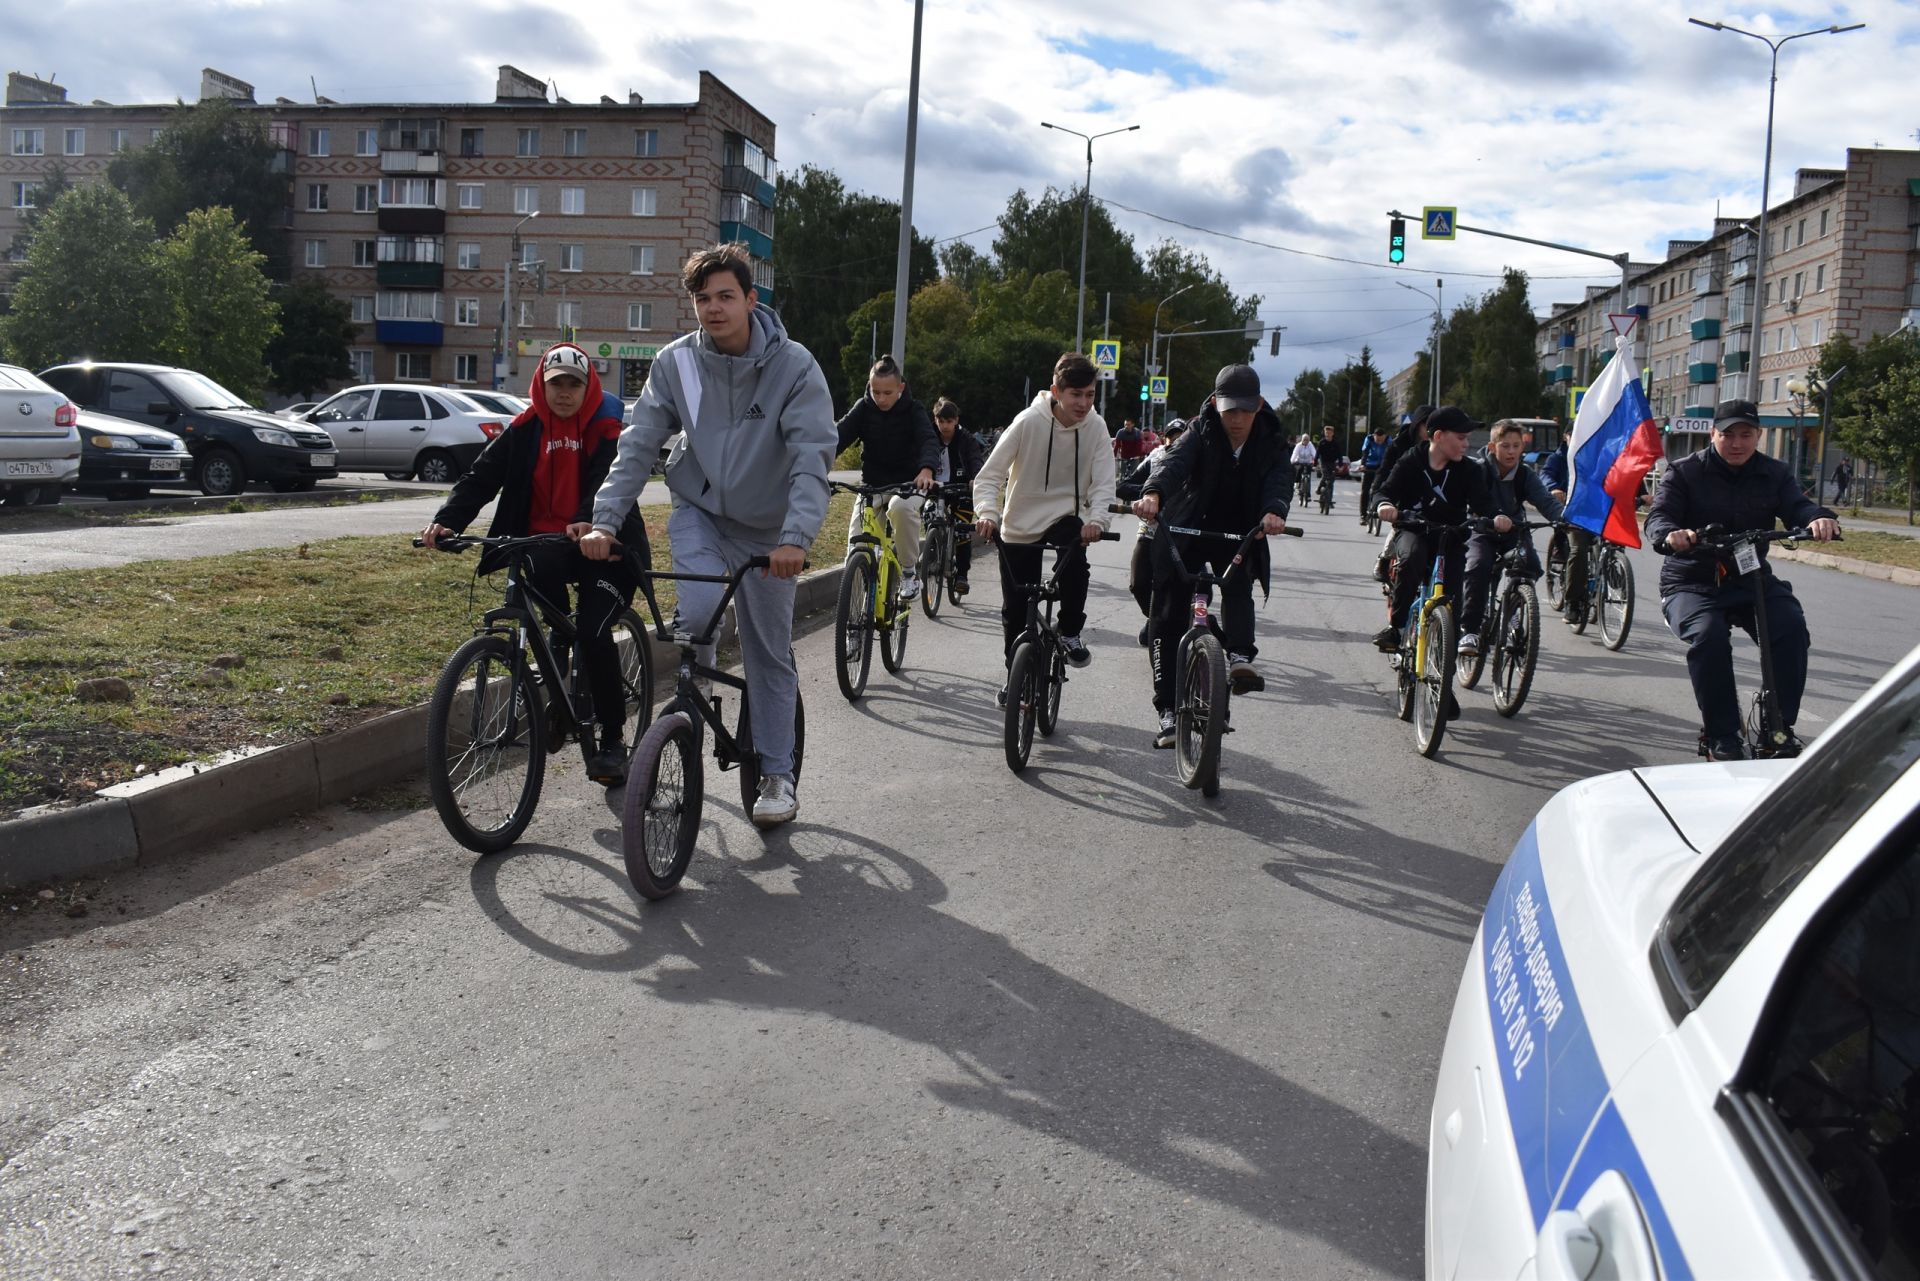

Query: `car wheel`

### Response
(195, 448, 246, 497)
(415, 450, 458, 485)
(383, 470, 415, 482)
(269, 479, 317, 493)
(0, 486, 39, 507)
(33, 484, 62, 506)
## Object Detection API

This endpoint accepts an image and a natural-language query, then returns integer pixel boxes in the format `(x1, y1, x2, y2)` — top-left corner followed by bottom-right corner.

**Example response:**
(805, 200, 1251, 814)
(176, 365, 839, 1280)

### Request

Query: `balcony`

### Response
(1553, 364, 1574, 383)
(1691, 318, 1721, 340)
(380, 151, 442, 174)
(1689, 362, 1718, 385)
(378, 207, 445, 235)
(375, 320, 443, 346)
(719, 164, 777, 208)
(718, 222, 773, 260)
(1558, 333, 1575, 349)
(377, 261, 443, 288)
(1723, 350, 1750, 373)
(380, 119, 446, 153)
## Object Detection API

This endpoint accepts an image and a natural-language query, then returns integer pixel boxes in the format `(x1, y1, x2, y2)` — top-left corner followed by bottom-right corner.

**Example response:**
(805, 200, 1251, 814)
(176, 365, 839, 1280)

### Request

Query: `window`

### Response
(630, 186, 657, 217)
(457, 183, 483, 211)
(149, 127, 163, 143)
(557, 300, 582, 329)
(390, 356, 431, 386)
(458, 127, 484, 158)
(313, 390, 372, 423)
(1794, 272, 1804, 297)
(454, 297, 479, 326)
(10, 182, 38, 209)
(513, 185, 538, 215)
(563, 127, 587, 156)
(376, 235, 442, 263)
(519, 241, 538, 266)
(378, 177, 441, 208)
(1818, 209, 1829, 237)
(518, 301, 535, 327)
(103, 370, 164, 415)
(349, 349, 374, 382)
(720, 193, 774, 235)
(306, 183, 330, 212)
(1811, 319, 1823, 344)
(375, 291, 444, 321)
(352, 183, 377, 213)
(559, 244, 583, 272)
(109, 128, 128, 154)
(308, 127, 330, 157)
(627, 302, 653, 330)
(305, 239, 327, 268)
(633, 128, 658, 157)
(516, 127, 540, 157)
(1815, 265, 1826, 292)
(1771, 376, 1781, 401)
(11, 128, 43, 156)
(454, 354, 479, 383)
(1788, 324, 1801, 351)
(351, 296, 374, 323)
(1796, 218, 1806, 247)
(456, 241, 482, 270)
(353, 239, 377, 267)
(356, 128, 377, 156)
(629, 244, 655, 275)
(63, 128, 83, 156)
(560, 186, 584, 215)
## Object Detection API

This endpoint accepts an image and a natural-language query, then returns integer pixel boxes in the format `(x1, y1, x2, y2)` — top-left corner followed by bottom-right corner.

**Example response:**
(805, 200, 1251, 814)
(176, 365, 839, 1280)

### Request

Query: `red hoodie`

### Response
(522, 343, 624, 534)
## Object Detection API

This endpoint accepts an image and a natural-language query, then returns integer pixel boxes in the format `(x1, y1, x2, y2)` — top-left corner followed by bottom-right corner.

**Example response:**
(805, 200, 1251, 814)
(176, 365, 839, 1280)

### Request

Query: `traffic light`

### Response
(1270, 330, 1282, 356)
(1140, 384, 1149, 401)
(1389, 218, 1407, 264)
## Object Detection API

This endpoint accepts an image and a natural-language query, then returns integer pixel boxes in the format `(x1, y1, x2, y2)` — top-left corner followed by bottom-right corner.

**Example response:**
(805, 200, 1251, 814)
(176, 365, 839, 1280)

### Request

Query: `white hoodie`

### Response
(973, 391, 1118, 543)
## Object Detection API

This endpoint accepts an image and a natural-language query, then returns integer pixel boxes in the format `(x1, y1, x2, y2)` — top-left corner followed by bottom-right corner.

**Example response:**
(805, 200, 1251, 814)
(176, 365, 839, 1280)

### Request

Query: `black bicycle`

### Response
(1160, 519, 1303, 795)
(416, 533, 655, 854)
(1652, 523, 1833, 761)
(620, 555, 807, 900)
(1296, 468, 1312, 505)
(1456, 520, 1554, 718)
(1317, 468, 1334, 516)
(1545, 527, 1637, 650)
(915, 481, 974, 618)
(1002, 531, 1119, 773)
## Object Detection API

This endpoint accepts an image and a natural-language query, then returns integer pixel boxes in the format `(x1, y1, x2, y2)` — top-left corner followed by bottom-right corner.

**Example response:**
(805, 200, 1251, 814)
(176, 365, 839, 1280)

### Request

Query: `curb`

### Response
(1772, 546, 1920, 587)
(1, 563, 846, 890)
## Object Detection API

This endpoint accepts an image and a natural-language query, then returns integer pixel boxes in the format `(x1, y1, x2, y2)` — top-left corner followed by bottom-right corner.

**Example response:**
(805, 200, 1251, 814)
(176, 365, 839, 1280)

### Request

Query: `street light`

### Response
(1149, 282, 1198, 432)
(1800, 366, 1847, 505)
(1689, 18, 1864, 417)
(1041, 120, 1140, 352)
(1397, 279, 1444, 404)
(503, 209, 540, 381)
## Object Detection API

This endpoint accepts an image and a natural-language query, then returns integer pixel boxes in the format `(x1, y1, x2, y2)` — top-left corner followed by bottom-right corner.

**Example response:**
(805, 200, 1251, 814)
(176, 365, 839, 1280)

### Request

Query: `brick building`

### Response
(2, 64, 778, 401)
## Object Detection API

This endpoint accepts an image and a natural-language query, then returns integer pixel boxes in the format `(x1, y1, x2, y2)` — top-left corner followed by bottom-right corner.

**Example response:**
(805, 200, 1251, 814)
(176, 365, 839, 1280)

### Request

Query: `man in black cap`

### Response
(1644, 398, 1839, 760)
(1372, 406, 1511, 652)
(1372, 404, 1434, 581)
(1133, 364, 1291, 748)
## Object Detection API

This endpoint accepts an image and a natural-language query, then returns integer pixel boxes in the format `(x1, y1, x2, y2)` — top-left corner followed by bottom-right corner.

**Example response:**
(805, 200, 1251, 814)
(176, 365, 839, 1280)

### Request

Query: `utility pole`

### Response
(889, 0, 925, 368)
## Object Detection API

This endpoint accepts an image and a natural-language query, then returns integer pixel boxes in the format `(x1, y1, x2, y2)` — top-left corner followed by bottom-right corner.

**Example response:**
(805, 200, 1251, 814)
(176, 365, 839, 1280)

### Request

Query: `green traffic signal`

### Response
(1389, 217, 1407, 264)
(1140, 384, 1149, 401)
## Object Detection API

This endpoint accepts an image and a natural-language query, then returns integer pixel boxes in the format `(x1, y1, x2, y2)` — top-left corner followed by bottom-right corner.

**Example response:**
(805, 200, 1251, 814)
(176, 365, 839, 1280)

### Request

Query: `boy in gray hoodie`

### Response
(579, 244, 836, 827)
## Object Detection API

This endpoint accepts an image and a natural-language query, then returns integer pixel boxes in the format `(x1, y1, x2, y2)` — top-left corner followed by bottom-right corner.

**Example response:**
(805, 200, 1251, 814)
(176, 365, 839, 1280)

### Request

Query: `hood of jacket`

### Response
(521, 340, 609, 431)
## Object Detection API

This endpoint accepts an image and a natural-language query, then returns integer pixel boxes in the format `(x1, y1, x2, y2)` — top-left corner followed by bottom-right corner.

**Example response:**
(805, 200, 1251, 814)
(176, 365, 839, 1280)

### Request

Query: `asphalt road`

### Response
(4, 483, 1917, 1279)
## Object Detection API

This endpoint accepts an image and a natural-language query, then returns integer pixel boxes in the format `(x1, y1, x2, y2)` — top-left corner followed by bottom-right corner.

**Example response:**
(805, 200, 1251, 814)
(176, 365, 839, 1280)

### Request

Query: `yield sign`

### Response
(1607, 313, 1639, 339)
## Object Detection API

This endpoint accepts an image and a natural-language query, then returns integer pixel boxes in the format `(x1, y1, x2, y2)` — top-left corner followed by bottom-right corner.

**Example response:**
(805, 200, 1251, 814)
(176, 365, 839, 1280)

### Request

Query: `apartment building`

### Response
(1385, 359, 1421, 417)
(1, 65, 778, 399)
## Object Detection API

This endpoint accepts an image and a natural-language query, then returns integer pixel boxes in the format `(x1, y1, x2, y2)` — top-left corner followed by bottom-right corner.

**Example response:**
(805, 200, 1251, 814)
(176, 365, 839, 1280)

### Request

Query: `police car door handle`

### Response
(1531, 1211, 1601, 1281)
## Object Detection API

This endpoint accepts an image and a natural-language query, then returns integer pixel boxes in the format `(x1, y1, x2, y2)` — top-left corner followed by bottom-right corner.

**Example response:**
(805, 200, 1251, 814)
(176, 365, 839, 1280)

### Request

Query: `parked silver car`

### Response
(0, 363, 81, 506)
(304, 384, 509, 482)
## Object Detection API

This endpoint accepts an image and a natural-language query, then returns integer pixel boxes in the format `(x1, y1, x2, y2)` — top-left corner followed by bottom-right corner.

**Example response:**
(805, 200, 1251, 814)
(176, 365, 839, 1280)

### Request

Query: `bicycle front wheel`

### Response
(1037, 643, 1065, 737)
(611, 608, 656, 744)
(621, 709, 704, 900)
(1004, 642, 1041, 772)
(1491, 581, 1540, 718)
(835, 552, 876, 701)
(881, 586, 910, 674)
(1175, 632, 1228, 795)
(1544, 534, 1568, 611)
(1599, 550, 1635, 651)
(425, 634, 547, 854)
(1412, 606, 1456, 758)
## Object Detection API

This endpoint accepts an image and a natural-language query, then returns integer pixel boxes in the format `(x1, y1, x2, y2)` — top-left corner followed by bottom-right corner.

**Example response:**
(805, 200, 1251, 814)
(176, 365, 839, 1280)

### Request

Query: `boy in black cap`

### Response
(1372, 406, 1510, 652)
(1133, 364, 1291, 748)
(1644, 398, 1839, 760)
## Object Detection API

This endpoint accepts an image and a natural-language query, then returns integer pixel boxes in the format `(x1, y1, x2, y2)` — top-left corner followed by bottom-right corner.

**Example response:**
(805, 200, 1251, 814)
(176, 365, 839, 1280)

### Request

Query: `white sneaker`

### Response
(899, 571, 922, 602)
(1458, 632, 1480, 658)
(751, 774, 798, 828)
(1153, 711, 1177, 749)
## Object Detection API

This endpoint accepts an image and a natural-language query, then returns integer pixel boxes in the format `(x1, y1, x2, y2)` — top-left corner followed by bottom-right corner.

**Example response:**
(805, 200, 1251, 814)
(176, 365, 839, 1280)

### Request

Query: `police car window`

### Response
(1660, 669, 1920, 1008)
(1750, 842, 1919, 1276)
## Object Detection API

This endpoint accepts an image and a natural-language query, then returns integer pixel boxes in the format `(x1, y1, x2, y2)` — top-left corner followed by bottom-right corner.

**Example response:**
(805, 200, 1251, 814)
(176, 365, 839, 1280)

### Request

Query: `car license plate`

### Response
(149, 458, 182, 473)
(310, 453, 336, 468)
(3, 460, 55, 478)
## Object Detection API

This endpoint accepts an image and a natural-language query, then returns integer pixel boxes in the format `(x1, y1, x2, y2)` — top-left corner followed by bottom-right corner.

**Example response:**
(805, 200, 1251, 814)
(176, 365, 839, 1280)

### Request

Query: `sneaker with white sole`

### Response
(1061, 634, 1091, 668)
(1153, 710, 1177, 749)
(751, 774, 798, 828)
(899, 571, 921, 602)
(1458, 632, 1480, 658)
(1227, 652, 1264, 693)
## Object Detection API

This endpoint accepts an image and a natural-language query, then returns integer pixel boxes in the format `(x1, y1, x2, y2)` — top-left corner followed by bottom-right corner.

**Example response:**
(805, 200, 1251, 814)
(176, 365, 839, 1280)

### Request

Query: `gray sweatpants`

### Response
(667, 501, 800, 777)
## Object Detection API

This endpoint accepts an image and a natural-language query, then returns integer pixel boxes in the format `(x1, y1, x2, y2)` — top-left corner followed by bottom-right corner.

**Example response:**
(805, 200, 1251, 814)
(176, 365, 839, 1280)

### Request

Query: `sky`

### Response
(13, 0, 1919, 395)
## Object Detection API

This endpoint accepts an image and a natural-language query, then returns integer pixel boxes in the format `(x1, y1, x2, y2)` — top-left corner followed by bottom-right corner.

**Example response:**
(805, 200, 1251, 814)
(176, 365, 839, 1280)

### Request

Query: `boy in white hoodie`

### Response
(973, 353, 1118, 693)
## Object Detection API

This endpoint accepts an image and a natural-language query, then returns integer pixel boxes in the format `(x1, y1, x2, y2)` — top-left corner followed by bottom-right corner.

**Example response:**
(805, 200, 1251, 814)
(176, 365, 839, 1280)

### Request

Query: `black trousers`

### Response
(1387, 528, 1466, 630)
(523, 540, 640, 742)
(1358, 467, 1378, 515)
(1662, 576, 1810, 739)
(1460, 530, 1541, 635)
(996, 515, 1090, 662)
(1147, 537, 1258, 713)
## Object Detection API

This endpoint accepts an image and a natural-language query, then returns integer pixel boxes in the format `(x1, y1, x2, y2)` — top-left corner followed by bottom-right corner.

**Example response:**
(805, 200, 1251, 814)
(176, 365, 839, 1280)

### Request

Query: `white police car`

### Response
(1427, 649, 1920, 1280)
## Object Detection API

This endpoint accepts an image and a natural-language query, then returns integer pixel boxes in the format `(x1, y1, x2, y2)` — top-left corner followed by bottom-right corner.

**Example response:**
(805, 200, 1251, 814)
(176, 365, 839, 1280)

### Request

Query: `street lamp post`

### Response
(1397, 279, 1443, 404)
(1149, 282, 1197, 433)
(1689, 18, 1864, 419)
(1041, 120, 1140, 352)
(502, 209, 540, 382)
(1805, 366, 1847, 505)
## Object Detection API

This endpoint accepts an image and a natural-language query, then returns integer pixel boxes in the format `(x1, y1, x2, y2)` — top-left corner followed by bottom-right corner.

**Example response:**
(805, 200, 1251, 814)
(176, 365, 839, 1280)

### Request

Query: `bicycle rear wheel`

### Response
(1037, 644, 1065, 737)
(1412, 606, 1456, 758)
(919, 528, 947, 620)
(1174, 632, 1228, 796)
(1003, 642, 1041, 772)
(426, 634, 546, 854)
(1544, 534, 1568, 610)
(621, 708, 704, 900)
(611, 608, 655, 744)
(1490, 581, 1540, 718)
(835, 552, 876, 701)
(1599, 550, 1635, 651)
(736, 683, 807, 817)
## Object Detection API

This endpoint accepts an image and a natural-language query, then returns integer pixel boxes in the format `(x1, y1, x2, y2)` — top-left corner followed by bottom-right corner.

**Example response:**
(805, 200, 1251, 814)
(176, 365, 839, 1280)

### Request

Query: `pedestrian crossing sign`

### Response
(1091, 340, 1121, 371)
(1149, 376, 1169, 404)
(1422, 206, 1457, 240)
(1569, 385, 1588, 417)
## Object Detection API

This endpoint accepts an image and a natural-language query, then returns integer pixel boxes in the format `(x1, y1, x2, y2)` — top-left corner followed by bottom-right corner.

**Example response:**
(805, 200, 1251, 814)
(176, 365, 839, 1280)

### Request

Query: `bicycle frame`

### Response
(839, 483, 915, 625)
(636, 562, 768, 768)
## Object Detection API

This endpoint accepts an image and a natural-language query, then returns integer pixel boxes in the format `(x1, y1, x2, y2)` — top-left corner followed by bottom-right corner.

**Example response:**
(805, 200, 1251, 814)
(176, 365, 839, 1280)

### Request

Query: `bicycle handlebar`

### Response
(413, 532, 601, 554)
(1651, 524, 1838, 556)
(1163, 524, 1304, 539)
(831, 480, 923, 498)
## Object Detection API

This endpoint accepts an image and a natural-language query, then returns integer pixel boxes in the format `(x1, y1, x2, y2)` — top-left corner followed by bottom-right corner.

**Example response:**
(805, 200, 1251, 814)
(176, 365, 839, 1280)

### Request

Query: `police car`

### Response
(1427, 648, 1920, 1280)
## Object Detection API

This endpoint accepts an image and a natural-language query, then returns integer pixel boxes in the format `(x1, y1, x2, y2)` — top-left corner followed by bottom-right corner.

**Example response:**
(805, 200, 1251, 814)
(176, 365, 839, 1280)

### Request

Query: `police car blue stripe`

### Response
(1482, 825, 1691, 1280)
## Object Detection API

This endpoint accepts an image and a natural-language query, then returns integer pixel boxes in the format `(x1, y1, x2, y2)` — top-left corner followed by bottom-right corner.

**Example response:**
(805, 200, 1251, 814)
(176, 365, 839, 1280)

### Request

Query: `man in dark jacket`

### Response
(1643, 398, 1840, 760)
(1459, 418, 1565, 656)
(1372, 406, 1511, 652)
(1133, 364, 1291, 747)
(420, 342, 652, 785)
(835, 354, 942, 599)
(930, 396, 985, 593)
(1372, 404, 1434, 580)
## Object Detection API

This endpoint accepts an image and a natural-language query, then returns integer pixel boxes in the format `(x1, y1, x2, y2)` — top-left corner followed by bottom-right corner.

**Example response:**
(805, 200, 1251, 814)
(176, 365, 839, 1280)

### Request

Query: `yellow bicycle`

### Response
(830, 480, 918, 701)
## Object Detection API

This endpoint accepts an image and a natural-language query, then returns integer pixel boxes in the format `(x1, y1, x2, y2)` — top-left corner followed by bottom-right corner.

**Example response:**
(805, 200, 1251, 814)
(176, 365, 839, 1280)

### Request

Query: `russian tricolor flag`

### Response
(1564, 337, 1664, 548)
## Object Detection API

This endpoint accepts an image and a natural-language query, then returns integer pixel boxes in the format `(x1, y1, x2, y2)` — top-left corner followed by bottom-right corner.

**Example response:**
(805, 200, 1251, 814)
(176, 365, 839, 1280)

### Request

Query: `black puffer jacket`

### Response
(1644, 447, 1834, 593)
(835, 394, 941, 487)
(1142, 402, 1292, 593)
(938, 427, 986, 487)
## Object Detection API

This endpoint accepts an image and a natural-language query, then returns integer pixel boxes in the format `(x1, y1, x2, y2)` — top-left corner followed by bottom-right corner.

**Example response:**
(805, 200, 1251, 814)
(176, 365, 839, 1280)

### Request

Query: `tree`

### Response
(938, 240, 997, 293)
(6, 162, 73, 261)
(1459, 270, 1543, 420)
(265, 277, 355, 398)
(158, 207, 279, 401)
(108, 99, 292, 278)
(1823, 330, 1920, 520)
(1, 184, 167, 369)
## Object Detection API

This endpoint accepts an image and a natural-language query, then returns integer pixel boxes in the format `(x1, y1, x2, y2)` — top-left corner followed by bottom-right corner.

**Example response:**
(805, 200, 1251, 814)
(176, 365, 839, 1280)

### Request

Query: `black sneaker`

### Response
(586, 740, 630, 787)
(995, 685, 1008, 709)
(1371, 626, 1400, 652)
(951, 576, 969, 597)
(1705, 735, 1751, 762)
(1228, 653, 1264, 693)
(1061, 635, 1091, 668)
(1138, 622, 1151, 648)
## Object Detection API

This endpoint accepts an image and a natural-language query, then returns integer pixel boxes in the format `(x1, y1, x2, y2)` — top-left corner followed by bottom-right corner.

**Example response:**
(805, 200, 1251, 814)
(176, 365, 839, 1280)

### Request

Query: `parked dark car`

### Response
(74, 409, 194, 499)
(38, 363, 339, 496)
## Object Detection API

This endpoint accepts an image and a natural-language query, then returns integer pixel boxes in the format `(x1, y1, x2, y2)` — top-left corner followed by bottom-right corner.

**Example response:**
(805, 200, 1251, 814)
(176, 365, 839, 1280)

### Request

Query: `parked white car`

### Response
(303, 384, 509, 482)
(459, 389, 530, 418)
(1426, 645, 1920, 1279)
(0, 363, 81, 506)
